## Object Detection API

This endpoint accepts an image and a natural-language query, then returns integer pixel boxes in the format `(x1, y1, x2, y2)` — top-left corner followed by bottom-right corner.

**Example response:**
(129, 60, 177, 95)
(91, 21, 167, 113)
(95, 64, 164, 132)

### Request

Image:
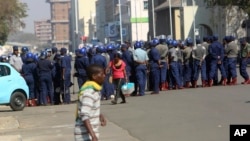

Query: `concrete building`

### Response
(149, 0, 247, 41)
(34, 20, 52, 44)
(47, 0, 71, 50)
(78, 0, 97, 41)
(96, 0, 148, 43)
(130, 0, 149, 41)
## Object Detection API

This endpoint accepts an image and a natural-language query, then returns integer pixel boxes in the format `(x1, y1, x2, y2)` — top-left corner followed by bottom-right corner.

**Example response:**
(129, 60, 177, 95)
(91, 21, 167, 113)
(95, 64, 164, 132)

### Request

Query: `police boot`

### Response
(208, 80, 213, 87)
(202, 80, 206, 87)
(26, 100, 29, 107)
(222, 78, 227, 86)
(184, 82, 190, 88)
(230, 77, 237, 85)
(31, 99, 37, 106)
(241, 79, 249, 84)
(165, 82, 169, 89)
(193, 81, 197, 88)
(160, 83, 167, 91)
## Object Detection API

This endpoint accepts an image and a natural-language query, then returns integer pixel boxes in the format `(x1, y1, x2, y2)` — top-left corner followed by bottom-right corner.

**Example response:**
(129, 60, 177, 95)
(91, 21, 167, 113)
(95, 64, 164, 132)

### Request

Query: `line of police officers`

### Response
(0, 35, 250, 105)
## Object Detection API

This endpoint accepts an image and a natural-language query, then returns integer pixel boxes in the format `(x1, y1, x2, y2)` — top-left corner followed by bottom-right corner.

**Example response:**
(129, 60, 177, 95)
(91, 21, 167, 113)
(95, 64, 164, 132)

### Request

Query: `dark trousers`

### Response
(113, 78, 126, 102)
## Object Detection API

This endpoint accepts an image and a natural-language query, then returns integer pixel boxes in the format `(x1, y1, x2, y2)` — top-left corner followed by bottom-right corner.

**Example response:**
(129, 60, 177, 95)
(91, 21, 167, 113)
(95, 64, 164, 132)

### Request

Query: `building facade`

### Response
(149, 0, 247, 41)
(78, 0, 97, 42)
(34, 20, 52, 44)
(47, 0, 71, 50)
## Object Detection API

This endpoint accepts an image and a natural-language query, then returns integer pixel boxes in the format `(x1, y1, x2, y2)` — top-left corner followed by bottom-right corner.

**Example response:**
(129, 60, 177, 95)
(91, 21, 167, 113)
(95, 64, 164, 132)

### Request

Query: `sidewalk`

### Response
(0, 105, 139, 141)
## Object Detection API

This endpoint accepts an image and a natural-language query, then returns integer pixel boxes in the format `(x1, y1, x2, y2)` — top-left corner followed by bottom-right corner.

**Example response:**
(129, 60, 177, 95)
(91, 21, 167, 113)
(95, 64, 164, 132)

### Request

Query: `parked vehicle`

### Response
(0, 63, 29, 111)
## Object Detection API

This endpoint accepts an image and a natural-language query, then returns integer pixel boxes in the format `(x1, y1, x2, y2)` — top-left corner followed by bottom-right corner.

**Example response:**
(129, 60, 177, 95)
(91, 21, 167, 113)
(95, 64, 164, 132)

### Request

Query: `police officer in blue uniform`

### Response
(121, 43, 134, 81)
(183, 38, 193, 88)
(21, 53, 37, 106)
(148, 38, 161, 94)
(21, 47, 29, 63)
(132, 41, 149, 96)
(37, 51, 54, 105)
(208, 35, 227, 86)
(192, 38, 206, 88)
(60, 48, 72, 104)
(156, 35, 169, 91)
(168, 40, 183, 89)
(106, 44, 115, 61)
(74, 48, 89, 88)
(52, 54, 62, 105)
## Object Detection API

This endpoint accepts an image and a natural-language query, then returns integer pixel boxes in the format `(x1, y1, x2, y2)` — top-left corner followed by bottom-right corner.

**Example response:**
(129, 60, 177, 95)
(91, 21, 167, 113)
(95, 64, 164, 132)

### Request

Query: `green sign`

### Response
(130, 17, 149, 23)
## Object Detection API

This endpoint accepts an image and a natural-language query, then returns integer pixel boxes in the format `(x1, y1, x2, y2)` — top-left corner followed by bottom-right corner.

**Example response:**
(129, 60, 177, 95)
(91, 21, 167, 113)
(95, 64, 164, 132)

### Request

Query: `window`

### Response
(0, 65, 10, 77)
(143, 1, 148, 10)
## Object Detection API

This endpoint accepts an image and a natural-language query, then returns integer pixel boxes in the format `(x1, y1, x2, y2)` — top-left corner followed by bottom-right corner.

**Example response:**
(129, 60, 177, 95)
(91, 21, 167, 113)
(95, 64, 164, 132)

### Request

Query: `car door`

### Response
(0, 64, 12, 103)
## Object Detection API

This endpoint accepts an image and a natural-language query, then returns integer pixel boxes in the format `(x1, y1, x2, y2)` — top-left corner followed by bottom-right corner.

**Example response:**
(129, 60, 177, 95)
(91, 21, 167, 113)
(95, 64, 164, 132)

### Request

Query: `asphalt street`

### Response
(0, 68, 250, 141)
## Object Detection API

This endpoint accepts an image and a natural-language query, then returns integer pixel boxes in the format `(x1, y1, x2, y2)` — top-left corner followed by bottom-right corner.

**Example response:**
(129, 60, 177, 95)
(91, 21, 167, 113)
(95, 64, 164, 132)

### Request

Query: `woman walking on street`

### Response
(108, 52, 127, 104)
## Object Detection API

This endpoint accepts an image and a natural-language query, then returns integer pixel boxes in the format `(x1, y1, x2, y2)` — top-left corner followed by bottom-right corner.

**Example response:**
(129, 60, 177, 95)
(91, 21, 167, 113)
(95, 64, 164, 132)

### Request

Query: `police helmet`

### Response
(40, 51, 47, 59)
(166, 38, 173, 45)
(151, 38, 159, 46)
(106, 44, 114, 51)
(212, 34, 219, 41)
(88, 47, 96, 55)
(196, 38, 201, 44)
(0, 55, 8, 62)
(139, 40, 145, 47)
(96, 45, 106, 53)
(21, 47, 29, 53)
(172, 40, 178, 47)
(134, 41, 142, 49)
(185, 37, 193, 46)
(78, 48, 87, 56)
(26, 52, 34, 62)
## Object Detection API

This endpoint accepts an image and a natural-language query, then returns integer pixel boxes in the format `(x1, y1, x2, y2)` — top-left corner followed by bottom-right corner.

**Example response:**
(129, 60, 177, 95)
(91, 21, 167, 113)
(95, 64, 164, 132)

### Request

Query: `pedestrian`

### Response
(239, 38, 250, 84)
(74, 64, 106, 141)
(9, 46, 23, 72)
(108, 52, 127, 104)
(131, 41, 149, 96)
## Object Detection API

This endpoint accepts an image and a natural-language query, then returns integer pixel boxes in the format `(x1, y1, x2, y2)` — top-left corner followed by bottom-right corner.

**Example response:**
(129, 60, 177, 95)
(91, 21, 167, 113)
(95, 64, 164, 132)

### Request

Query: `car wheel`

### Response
(10, 91, 26, 111)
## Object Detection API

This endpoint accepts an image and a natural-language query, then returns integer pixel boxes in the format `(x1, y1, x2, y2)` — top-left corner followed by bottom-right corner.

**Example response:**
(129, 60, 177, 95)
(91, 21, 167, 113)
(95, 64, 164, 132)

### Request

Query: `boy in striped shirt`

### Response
(75, 64, 106, 141)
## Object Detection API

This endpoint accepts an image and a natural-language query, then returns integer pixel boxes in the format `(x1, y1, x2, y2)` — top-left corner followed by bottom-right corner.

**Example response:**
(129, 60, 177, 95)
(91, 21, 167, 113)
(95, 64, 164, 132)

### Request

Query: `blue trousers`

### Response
(227, 57, 237, 78)
(192, 60, 207, 81)
(160, 62, 167, 83)
(183, 62, 192, 83)
(240, 58, 250, 80)
(134, 65, 147, 95)
(150, 67, 160, 93)
(77, 75, 87, 89)
(101, 74, 114, 99)
(169, 61, 182, 88)
(62, 74, 71, 104)
(39, 73, 53, 105)
(24, 75, 35, 99)
(177, 61, 184, 86)
(209, 59, 227, 80)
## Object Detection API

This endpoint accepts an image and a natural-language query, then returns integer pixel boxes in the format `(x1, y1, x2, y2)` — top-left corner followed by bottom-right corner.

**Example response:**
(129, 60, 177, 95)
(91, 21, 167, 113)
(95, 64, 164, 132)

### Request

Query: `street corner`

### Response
(0, 135, 22, 141)
(0, 116, 19, 130)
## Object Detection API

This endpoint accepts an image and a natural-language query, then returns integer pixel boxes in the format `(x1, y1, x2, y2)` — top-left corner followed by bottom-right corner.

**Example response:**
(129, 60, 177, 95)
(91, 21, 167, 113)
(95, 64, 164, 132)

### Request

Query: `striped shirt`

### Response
(74, 88, 101, 141)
